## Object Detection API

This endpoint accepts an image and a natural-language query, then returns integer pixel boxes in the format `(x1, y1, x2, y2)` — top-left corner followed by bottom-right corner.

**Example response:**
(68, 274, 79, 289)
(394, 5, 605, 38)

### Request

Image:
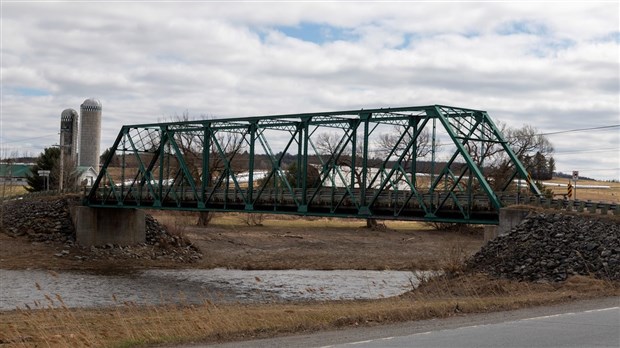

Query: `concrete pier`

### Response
(71, 206, 146, 246)
(483, 207, 531, 242)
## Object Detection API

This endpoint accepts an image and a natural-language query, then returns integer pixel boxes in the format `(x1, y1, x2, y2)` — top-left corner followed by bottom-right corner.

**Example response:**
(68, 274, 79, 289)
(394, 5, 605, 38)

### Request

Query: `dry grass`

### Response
(544, 177, 620, 203)
(150, 211, 200, 228)
(150, 211, 433, 232)
(438, 241, 469, 274)
(1, 274, 617, 348)
(0, 185, 28, 198)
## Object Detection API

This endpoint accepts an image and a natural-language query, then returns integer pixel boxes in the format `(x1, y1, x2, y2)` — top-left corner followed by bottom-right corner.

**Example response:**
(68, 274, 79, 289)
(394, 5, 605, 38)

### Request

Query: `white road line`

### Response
(521, 307, 619, 321)
(583, 307, 619, 313)
(521, 312, 575, 321)
(323, 336, 396, 347)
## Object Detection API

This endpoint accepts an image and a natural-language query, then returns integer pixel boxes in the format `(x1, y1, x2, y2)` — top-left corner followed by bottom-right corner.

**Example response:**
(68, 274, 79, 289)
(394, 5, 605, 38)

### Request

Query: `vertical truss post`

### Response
(410, 117, 418, 188)
(120, 134, 127, 202)
(296, 125, 303, 190)
(350, 120, 358, 191)
(158, 127, 166, 204)
(359, 112, 371, 215)
(247, 122, 257, 210)
(201, 124, 210, 204)
(299, 117, 310, 213)
(429, 116, 437, 215)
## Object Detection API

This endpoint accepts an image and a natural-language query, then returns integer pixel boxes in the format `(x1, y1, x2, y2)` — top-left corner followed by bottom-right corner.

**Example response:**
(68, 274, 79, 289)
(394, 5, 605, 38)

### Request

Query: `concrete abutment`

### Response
(483, 207, 531, 242)
(71, 206, 146, 246)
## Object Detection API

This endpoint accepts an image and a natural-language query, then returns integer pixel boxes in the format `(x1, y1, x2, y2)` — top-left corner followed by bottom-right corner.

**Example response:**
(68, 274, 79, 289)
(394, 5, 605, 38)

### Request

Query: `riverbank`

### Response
(1, 273, 617, 347)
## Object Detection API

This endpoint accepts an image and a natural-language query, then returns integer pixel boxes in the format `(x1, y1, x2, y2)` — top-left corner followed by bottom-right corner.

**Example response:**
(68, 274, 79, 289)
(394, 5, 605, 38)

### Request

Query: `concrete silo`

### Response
(78, 98, 102, 171)
(60, 108, 79, 164)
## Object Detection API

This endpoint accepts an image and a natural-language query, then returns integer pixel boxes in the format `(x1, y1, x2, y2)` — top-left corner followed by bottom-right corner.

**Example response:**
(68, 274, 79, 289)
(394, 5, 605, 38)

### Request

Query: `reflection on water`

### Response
(0, 269, 432, 310)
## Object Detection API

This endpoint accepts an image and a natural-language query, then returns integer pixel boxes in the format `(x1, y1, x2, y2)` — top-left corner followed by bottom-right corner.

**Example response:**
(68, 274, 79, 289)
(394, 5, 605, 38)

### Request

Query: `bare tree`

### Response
(168, 112, 247, 226)
(375, 125, 432, 188)
(58, 153, 79, 192)
(315, 131, 364, 187)
(466, 122, 554, 190)
(376, 125, 431, 160)
(315, 132, 342, 158)
(315, 129, 389, 229)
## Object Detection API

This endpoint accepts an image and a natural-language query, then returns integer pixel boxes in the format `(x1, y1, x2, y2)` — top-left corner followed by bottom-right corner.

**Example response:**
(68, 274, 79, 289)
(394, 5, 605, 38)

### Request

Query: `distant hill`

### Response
(554, 171, 595, 181)
(1, 157, 36, 164)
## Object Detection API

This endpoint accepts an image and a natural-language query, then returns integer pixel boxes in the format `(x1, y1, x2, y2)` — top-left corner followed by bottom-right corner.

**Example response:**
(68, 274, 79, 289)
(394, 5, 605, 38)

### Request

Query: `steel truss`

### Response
(86, 105, 541, 224)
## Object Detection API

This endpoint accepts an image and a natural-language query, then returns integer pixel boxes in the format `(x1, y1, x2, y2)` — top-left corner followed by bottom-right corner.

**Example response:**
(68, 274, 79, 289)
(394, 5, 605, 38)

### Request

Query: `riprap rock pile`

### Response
(1, 195, 201, 263)
(468, 212, 619, 281)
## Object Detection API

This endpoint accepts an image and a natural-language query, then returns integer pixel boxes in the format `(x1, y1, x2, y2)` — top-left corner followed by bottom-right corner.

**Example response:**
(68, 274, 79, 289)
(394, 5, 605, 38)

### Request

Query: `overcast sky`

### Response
(1, 1, 619, 180)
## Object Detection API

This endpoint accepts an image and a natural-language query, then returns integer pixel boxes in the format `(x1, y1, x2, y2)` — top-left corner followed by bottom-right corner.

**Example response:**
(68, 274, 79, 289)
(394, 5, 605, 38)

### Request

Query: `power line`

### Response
(554, 146, 619, 153)
(558, 168, 620, 172)
(541, 124, 620, 136)
(553, 147, 620, 155)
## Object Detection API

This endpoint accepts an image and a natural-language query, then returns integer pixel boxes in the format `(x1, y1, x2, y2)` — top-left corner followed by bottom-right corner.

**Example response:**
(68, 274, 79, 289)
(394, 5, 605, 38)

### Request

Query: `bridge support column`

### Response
(71, 206, 146, 246)
(484, 207, 531, 242)
(483, 225, 498, 242)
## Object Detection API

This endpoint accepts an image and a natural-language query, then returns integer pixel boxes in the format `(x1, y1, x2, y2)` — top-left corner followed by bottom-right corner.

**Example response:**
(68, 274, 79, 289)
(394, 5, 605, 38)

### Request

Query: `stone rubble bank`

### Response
(468, 212, 619, 281)
(1, 195, 202, 263)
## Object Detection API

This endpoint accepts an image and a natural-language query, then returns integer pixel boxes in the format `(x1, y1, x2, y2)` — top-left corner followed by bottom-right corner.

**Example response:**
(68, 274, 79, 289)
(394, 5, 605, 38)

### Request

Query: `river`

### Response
(0, 269, 433, 310)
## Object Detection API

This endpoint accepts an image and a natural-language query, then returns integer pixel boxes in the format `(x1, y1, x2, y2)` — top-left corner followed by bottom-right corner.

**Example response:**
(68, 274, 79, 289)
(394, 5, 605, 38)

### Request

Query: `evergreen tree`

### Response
(26, 147, 60, 192)
(547, 157, 556, 178)
(285, 161, 298, 188)
(100, 147, 120, 166)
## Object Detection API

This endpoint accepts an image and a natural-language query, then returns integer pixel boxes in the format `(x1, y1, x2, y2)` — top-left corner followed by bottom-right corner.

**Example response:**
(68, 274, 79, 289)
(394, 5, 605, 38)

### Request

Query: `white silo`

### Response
(60, 108, 79, 164)
(78, 98, 102, 170)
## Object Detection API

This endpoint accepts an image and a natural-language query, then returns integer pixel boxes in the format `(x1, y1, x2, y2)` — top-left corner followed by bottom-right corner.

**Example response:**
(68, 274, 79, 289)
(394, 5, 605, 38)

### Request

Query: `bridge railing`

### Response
(512, 196, 619, 216)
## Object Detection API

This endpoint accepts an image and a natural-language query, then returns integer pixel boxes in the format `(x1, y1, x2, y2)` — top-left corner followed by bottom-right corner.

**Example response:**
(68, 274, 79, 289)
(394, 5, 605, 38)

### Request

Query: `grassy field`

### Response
(152, 211, 438, 231)
(543, 177, 619, 203)
(0, 184, 28, 198)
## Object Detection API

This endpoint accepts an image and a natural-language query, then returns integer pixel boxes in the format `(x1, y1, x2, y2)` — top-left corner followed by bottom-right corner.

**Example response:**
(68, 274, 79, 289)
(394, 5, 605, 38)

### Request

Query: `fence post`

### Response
(599, 204, 608, 215)
(577, 201, 585, 213)
(588, 202, 596, 213)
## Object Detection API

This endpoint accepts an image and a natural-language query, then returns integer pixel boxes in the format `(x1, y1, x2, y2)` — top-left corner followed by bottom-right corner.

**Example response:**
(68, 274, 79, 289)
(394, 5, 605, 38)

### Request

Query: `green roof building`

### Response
(0, 163, 33, 185)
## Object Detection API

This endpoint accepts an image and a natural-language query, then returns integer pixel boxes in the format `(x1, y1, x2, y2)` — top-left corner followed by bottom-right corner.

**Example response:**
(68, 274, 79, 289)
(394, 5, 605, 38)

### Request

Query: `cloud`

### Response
(1, 1, 618, 180)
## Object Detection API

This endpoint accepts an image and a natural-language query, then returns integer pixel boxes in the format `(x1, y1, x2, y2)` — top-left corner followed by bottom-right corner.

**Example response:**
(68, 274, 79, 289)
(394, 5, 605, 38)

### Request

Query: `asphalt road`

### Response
(179, 297, 620, 348)
(324, 306, 619, 348)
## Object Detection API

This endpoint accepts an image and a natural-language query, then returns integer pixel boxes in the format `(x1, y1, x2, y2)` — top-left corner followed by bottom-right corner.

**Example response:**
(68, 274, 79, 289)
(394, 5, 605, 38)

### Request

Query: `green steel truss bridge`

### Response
(86, 105, 542, 224)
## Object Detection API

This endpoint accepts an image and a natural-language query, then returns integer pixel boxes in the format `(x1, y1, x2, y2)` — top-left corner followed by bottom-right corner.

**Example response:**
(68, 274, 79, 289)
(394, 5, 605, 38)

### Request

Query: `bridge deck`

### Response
(87, 187, 537, 224)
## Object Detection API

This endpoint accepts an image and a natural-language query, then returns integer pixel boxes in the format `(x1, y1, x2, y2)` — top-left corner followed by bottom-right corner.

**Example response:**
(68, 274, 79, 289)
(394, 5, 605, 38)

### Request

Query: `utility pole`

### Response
(59, 133, 64, 192)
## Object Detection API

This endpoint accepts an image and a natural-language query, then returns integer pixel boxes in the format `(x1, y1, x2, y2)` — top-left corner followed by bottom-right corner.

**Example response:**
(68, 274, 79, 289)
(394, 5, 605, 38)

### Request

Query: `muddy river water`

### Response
(0, 269, 432, 310)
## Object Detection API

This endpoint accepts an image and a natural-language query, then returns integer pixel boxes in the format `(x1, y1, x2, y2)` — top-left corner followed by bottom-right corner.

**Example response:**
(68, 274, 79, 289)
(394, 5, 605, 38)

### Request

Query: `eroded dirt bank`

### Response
(0, 196, 484, 271)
